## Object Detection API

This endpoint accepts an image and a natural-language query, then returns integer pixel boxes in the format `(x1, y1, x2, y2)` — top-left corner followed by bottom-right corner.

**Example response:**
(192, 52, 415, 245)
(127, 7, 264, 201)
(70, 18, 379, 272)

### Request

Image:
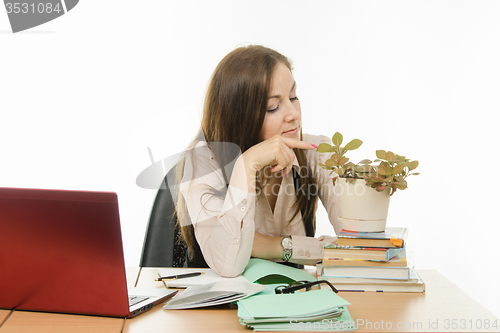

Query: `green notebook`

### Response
(242, 258, 317, 285)
(238, 289, 350, 319)
(246, 311, 356, 332)
(237, 289, 355, 331)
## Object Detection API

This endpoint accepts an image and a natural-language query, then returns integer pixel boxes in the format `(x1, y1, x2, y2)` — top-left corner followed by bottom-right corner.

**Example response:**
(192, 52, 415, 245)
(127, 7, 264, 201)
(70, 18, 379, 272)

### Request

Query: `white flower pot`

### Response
(337, 178, 390, 232)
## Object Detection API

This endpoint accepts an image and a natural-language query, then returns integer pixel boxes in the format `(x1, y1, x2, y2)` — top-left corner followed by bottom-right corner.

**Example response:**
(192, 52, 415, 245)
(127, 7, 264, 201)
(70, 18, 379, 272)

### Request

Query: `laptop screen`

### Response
(0, 187, 131, 317)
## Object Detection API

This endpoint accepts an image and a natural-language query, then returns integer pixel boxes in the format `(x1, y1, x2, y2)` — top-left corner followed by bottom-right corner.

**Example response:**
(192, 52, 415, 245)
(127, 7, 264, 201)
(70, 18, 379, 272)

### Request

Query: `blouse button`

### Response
(234, 239, 239, 244)
(240, 206, 246, 212)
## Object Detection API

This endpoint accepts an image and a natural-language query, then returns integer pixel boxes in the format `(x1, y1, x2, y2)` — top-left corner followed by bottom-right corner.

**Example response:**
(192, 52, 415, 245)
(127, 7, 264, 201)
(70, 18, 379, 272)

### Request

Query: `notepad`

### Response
(163, 280, 267, 310)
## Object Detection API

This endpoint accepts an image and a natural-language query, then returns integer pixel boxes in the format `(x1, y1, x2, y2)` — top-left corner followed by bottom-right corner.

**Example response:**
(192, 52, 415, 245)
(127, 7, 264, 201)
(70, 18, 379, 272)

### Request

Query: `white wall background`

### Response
(2, 0, 499, 319)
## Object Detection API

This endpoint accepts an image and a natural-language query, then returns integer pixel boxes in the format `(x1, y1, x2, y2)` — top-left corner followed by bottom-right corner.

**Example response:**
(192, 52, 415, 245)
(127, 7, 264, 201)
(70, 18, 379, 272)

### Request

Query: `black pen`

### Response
(155, 272, 204, 281)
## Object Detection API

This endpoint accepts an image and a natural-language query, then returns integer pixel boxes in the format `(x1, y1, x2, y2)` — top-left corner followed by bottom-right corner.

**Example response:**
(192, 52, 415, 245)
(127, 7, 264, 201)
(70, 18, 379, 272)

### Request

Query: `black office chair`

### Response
(139, 165, 209, 268)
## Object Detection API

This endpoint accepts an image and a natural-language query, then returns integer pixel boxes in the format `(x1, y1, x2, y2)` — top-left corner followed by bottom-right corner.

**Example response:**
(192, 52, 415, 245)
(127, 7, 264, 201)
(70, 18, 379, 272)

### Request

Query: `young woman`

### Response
(176, 45, 341, 277)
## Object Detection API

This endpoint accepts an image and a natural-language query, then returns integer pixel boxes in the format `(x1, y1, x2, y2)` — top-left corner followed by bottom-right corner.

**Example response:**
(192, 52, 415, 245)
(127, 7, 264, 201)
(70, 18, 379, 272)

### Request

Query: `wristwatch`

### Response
(281, 235, 293, 262)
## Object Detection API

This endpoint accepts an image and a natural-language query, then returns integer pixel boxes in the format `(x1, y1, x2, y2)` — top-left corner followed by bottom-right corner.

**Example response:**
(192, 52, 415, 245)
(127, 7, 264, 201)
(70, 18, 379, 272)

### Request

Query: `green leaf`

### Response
(317, 143, 334, 153)
(384, 175, 394, 183)
(395, 155, 406, 163)
(325, 159, 336, 167)
(409, 160, 419, 170)
(376, 150, 387, 160)
(401, 178, 408, 187)
(377, 164, 386, 176)
(375, 185, 387, 192)
(390, 186, 397, 196)
(392, 182, 407, 190)
(354, 164, 374, 174)
(365, 175, 382, 187)
(339, 157, 349, 166)
(343, 139, 363, 151)
(331, 153, 342, 165)
(358, 159, 372, 165)
(393, 164, 405, 175)
(394, 177, 407, 187)
(385, 151, 395, 162)
(378, 161, 391, 176)
(332, 132, 343, 147)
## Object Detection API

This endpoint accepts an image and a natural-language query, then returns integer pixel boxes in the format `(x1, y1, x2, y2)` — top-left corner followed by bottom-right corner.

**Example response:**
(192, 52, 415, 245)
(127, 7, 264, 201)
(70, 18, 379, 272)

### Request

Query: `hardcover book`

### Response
(323, 250, 407, 267)
(336, 227, 409, 248)
(323, 243, 405, 261)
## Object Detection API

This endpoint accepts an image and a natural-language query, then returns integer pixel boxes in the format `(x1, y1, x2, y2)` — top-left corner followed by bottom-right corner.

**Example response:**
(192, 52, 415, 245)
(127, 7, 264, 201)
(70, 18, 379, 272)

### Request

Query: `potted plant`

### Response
(317, 132, 419, 232)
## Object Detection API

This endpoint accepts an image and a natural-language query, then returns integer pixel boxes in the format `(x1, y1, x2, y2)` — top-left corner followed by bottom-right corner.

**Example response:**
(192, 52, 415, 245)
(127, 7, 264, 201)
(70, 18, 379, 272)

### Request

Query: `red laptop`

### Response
(0, 187, 176, 318)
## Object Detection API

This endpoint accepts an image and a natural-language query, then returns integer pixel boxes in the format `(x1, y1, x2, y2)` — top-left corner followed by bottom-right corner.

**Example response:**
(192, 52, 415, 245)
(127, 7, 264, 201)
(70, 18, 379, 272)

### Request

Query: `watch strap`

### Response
(282, 235, 292, 262)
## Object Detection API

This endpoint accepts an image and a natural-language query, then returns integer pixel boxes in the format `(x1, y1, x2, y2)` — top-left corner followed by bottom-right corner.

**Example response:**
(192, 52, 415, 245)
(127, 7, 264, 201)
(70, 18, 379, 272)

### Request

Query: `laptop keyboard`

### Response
(128, 295, 149, 307)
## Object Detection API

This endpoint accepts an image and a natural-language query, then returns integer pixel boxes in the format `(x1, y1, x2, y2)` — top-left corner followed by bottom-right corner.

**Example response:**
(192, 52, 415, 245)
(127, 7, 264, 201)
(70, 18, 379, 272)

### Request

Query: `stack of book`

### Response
(319, 227, 425, 292)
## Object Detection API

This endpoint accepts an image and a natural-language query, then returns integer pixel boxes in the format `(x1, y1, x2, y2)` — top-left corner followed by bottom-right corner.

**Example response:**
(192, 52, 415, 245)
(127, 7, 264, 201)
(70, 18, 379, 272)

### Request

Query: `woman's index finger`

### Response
(280, 137, 317, 150)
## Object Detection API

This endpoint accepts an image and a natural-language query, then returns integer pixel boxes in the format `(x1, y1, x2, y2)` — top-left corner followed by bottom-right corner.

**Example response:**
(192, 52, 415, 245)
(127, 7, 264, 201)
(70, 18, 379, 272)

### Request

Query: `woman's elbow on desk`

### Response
(201, 222, 255, 278)
(205, 253, 252, 278)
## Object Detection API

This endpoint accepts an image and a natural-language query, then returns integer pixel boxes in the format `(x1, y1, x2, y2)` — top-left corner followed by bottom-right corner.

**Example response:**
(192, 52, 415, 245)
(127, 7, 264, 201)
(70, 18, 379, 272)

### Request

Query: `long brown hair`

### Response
(176, 45, 318, 257)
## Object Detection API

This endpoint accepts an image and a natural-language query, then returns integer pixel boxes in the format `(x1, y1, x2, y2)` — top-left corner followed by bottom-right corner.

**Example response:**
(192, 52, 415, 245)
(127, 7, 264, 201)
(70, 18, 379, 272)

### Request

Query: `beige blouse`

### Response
(179, 134, 341, 277)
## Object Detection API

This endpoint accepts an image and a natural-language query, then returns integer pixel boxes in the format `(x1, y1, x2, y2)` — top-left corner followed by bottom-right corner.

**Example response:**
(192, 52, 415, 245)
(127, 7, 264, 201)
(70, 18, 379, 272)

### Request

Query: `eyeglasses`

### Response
(274, 280, 338, 294)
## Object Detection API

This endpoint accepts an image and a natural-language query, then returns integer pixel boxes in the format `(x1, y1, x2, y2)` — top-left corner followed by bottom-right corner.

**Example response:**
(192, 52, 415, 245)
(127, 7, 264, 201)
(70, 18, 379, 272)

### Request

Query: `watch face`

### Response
(283, 238, 293, 250)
